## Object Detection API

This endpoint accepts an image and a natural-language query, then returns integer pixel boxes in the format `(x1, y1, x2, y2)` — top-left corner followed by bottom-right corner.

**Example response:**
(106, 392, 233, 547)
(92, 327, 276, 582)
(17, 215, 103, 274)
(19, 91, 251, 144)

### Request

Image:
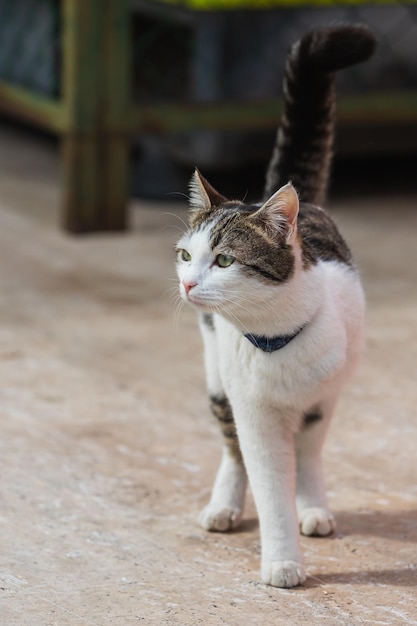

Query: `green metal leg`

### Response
(61, 135, 97, 232)
(61, 133, 129, 232)
(61, 133, 129, 233)
(102, 136, 130, 231)
(61, 0, 130, 233)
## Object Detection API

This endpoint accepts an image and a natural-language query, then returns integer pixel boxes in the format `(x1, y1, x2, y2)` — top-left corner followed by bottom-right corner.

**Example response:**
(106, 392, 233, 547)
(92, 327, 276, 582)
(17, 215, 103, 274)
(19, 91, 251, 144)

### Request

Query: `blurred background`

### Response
(0, 0, 417, 231)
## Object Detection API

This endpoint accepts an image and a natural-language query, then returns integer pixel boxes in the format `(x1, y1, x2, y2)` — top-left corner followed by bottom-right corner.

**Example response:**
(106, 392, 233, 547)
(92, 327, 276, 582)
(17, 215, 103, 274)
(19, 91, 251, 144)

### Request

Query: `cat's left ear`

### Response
(252, 182, 299, 242)
(189, 169, 228, 212)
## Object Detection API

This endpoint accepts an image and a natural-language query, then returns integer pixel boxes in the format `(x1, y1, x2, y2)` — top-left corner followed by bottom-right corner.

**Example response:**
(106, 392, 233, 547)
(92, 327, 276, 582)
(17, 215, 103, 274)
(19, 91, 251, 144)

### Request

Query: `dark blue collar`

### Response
(244, 326, 304, 353)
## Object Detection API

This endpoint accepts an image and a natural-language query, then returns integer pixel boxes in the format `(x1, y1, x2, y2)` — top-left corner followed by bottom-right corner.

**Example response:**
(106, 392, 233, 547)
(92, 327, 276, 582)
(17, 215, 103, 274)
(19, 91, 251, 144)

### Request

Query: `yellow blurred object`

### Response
(154, 0, 416, 9)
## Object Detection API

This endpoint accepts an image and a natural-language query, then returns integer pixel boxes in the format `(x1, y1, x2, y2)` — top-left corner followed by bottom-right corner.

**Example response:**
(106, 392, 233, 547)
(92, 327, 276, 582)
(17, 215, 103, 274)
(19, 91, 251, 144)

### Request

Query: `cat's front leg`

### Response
(198, 314, 248, 531)
(233, 400, 306, 588)
(295, 401, 336, 537)
(199, 444, 247, 531)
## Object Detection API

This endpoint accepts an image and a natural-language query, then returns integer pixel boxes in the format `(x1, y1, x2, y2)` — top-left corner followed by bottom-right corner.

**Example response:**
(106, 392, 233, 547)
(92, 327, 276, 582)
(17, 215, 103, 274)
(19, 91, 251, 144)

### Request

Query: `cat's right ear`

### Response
(189, 169, 228, 212)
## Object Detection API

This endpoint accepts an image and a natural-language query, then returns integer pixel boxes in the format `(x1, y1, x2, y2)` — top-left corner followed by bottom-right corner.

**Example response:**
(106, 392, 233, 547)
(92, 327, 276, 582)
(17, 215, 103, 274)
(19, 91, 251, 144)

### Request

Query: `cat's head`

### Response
(176, 170, 300, 326)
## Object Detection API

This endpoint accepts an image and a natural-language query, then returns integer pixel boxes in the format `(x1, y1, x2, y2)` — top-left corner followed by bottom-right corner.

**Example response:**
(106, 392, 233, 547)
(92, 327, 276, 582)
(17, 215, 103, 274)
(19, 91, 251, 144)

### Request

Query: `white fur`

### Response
(176, 213, 365, 589)
(189, 173, 210, 211)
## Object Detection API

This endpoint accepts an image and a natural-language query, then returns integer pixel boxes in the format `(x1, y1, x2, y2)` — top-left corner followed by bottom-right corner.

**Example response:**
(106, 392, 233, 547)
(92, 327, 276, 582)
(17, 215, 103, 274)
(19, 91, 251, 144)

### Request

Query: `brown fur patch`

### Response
(189, 204, 225, 231)
(297, 203, 353, 269)
(302, 405, 323, 428)
(201, 313, 215, 331)
(207, 203, 295, 285)
(209, 394, 243, 463)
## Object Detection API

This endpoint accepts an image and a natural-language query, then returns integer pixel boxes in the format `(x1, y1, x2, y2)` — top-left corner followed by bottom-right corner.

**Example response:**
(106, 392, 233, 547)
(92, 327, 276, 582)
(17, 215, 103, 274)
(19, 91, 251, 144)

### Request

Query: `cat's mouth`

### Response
(185, 291, 215, 312)
(187, 294, 211, 310)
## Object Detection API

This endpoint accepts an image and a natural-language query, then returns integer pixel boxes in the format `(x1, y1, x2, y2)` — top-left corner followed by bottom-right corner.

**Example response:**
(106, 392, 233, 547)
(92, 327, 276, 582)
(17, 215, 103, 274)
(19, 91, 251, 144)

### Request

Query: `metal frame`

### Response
(0, 0, 417, 232)
(0, 0, 131, 232)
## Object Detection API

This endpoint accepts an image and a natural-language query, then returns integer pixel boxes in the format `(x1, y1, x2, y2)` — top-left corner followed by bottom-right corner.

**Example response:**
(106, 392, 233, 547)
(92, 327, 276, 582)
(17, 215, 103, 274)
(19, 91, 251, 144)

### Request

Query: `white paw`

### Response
(299, 507, 336, 536)
(262, 560, 306, 588)
(198, 505, 243, 532)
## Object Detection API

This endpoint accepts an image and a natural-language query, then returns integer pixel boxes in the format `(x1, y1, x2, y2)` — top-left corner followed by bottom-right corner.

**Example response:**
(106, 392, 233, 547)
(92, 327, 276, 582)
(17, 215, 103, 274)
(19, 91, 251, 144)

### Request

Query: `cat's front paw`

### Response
(299, 507, 336, 536)
(198, 505, 243, 532)
(262, 560, 306, 588)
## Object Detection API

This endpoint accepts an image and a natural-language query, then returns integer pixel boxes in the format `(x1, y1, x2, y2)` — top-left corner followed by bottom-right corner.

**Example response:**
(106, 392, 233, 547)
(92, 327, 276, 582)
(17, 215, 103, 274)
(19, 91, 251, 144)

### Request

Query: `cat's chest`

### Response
(214, 316, 347, 409)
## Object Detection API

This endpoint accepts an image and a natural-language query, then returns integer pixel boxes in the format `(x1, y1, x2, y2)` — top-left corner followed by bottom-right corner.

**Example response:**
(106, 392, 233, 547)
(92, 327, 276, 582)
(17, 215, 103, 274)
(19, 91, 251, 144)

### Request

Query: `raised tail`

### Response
(263, 24, 377, 206)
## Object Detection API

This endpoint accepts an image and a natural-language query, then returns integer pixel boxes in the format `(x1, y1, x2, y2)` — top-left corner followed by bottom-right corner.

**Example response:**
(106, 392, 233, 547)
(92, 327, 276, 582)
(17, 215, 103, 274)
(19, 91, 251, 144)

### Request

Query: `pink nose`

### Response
(183, 280, 197, 295)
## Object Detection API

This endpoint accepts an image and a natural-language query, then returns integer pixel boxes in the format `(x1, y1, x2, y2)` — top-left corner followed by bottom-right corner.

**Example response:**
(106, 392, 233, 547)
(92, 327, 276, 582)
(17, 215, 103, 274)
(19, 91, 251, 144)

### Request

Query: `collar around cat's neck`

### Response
(244, 325, 305, 353)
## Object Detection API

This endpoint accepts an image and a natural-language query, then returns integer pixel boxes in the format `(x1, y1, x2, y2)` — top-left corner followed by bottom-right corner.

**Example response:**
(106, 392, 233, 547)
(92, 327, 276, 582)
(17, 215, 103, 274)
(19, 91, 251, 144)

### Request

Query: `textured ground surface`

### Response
(0, 124, 416, 625)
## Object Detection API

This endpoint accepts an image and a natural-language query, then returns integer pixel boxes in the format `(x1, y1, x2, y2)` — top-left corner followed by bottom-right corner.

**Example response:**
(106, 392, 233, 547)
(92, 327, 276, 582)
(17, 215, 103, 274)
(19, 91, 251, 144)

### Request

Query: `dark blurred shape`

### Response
(0, 0, 59, 97)
(0, 0, 416, 227)
(130, 1, 417, 197)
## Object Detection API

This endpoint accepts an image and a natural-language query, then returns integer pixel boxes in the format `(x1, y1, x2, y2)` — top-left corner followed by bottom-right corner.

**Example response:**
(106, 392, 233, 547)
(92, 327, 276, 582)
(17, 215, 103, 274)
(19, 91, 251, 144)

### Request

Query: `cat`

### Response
(175, 24, 376, 588)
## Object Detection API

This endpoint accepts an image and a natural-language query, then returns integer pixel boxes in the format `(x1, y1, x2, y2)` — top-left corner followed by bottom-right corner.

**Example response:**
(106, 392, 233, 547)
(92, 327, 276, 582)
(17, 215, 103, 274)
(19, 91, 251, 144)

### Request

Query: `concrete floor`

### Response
(0, 123, 416, 626)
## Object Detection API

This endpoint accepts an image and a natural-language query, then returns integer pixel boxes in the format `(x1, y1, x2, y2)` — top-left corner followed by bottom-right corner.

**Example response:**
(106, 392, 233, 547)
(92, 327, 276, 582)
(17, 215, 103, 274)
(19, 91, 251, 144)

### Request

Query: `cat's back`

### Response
(297, 203, 354, 270)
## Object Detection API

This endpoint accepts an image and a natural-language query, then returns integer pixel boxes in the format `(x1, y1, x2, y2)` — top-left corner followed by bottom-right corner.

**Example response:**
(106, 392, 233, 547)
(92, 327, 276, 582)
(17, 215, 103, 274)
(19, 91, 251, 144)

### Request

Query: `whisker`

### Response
(160, 223, 185, 234)
(173, 296, 185, 332)
(164, 192, 190, 201)
(218, 289, 279, 334)
(165, 287, 181, 301)
(210, 293, 254, 336)
(162, 211, 189, 231)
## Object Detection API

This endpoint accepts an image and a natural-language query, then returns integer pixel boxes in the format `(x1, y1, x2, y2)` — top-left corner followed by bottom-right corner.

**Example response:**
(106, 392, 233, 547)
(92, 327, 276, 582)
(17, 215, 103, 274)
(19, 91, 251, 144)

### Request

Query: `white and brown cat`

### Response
(176, 25, 376, 588)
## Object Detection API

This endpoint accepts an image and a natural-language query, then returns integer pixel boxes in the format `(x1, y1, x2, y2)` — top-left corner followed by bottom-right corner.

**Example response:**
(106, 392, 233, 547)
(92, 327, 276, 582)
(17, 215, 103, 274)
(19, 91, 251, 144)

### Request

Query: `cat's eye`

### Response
(216, 254, 234, 268)
(179, 249, 191, 262)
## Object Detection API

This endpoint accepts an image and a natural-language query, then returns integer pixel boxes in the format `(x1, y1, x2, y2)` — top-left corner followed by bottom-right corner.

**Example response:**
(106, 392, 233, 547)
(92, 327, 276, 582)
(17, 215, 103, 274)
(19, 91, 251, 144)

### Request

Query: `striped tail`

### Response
(264, 25, 377, 206)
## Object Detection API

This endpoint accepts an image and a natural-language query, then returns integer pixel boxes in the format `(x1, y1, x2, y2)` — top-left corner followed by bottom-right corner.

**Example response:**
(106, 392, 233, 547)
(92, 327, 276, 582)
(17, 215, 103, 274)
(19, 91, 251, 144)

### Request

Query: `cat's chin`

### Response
(186, 295, 213, 312)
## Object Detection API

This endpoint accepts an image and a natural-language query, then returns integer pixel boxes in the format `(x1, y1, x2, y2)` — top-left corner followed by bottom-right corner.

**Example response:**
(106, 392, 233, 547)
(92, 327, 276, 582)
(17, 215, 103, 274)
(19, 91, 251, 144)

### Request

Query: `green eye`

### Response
(180, 249, 191, 262)
(216, 254, 234, 268)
